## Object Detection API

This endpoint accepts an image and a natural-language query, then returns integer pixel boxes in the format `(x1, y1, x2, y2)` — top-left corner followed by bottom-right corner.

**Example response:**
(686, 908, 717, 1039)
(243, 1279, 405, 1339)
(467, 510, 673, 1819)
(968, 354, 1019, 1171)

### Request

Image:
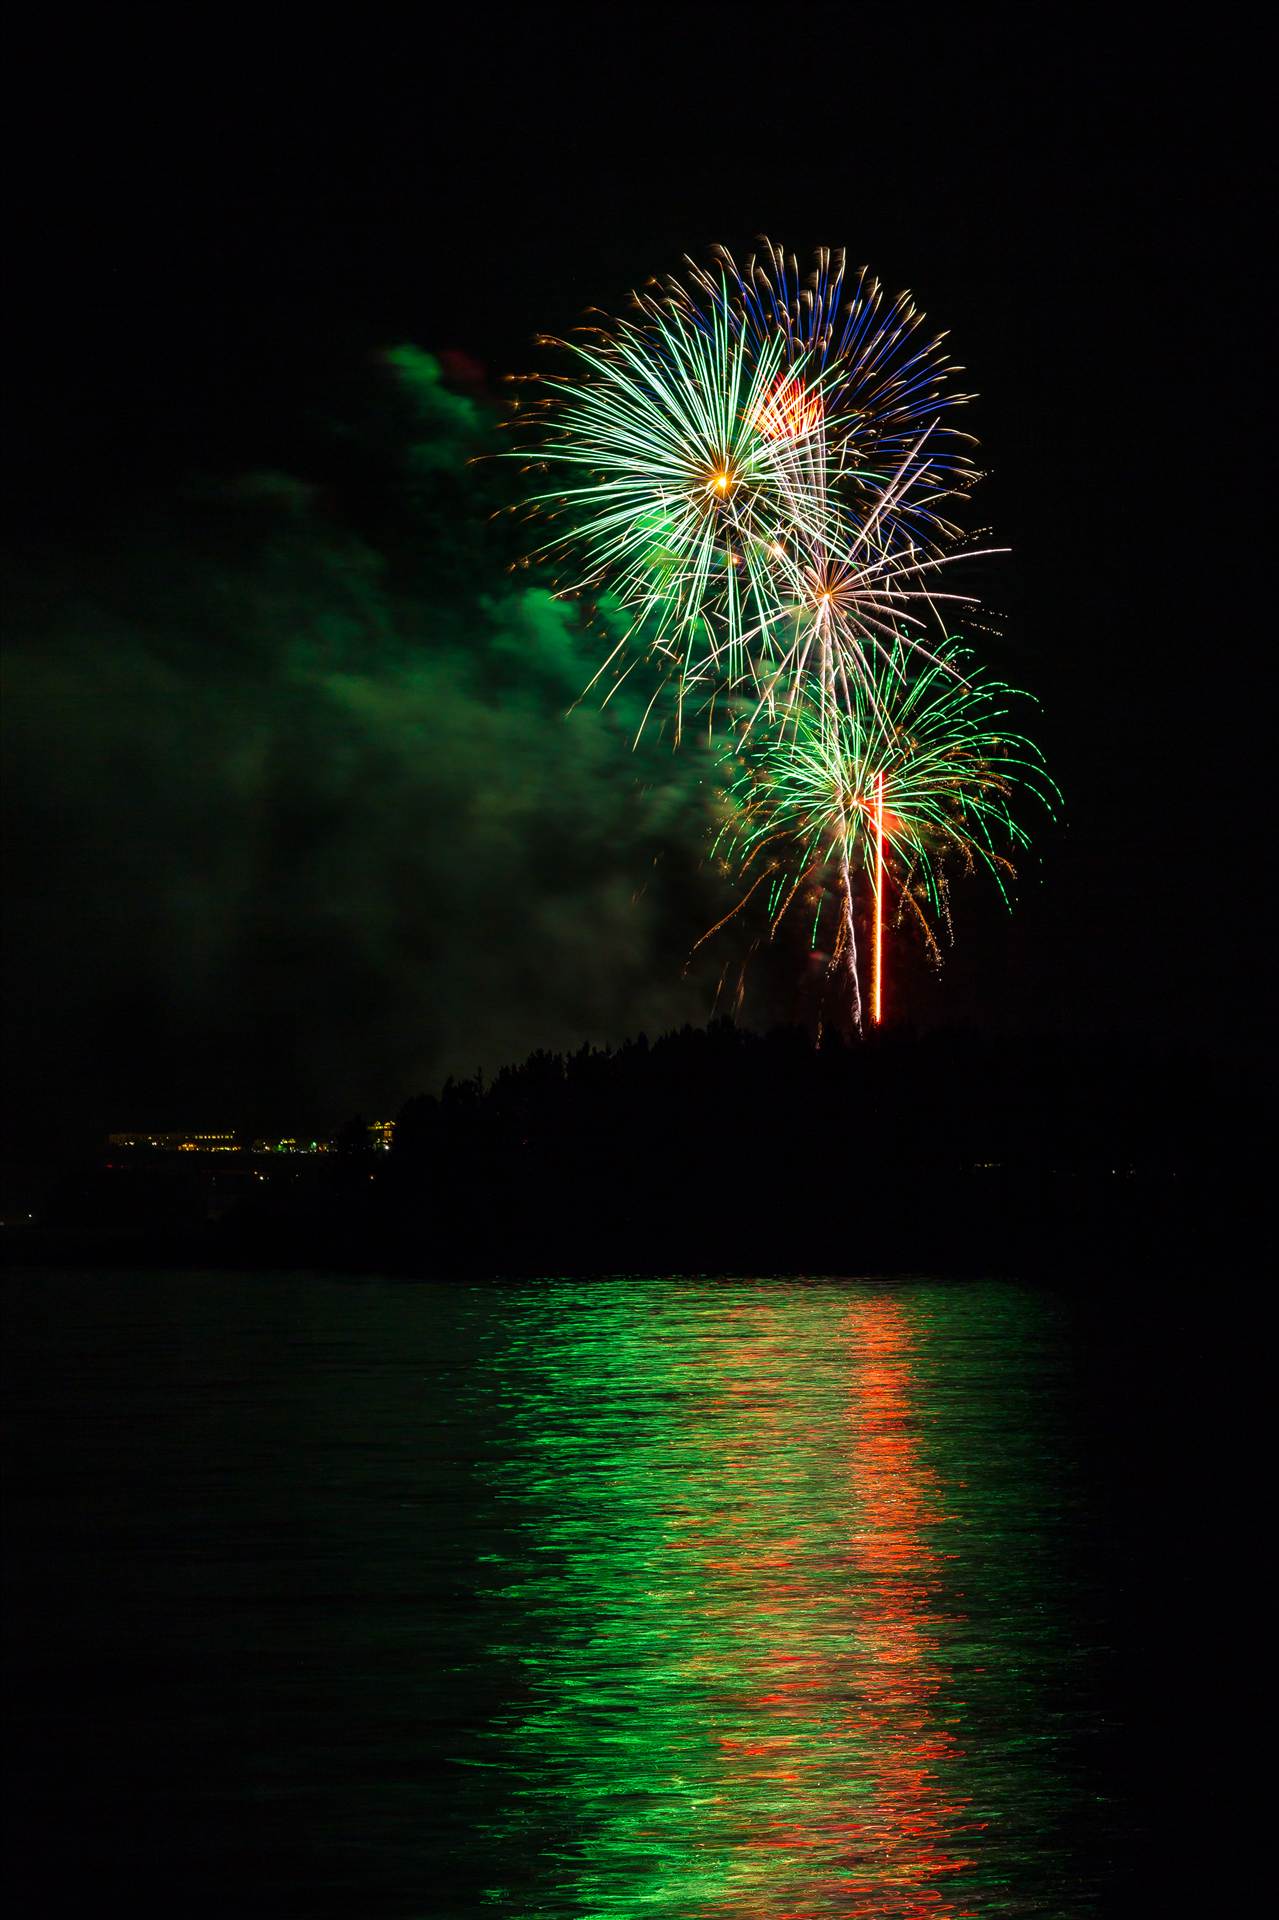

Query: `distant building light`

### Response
(249, 1137, 335, 1156)
(107, 1131, 240, 1152)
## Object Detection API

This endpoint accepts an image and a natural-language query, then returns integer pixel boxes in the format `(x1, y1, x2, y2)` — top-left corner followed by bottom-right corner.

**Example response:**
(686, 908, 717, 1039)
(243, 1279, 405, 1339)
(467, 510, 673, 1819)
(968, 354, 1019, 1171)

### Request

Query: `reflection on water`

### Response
(3, 1273, 1112, 1917)
(481, 1281, 1103, 1916)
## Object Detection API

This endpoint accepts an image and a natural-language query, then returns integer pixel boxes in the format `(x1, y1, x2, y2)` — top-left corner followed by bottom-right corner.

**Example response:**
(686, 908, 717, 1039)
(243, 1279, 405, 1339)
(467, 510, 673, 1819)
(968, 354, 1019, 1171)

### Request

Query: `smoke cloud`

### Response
(2, 351, 734, 1145)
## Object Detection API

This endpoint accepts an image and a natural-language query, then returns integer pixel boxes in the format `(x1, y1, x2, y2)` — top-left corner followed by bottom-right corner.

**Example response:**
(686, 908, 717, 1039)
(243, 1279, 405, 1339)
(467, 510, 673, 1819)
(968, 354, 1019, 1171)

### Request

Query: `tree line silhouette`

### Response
(12, 1021, 1254, 1276)
(253, 1021, 1252, 1276)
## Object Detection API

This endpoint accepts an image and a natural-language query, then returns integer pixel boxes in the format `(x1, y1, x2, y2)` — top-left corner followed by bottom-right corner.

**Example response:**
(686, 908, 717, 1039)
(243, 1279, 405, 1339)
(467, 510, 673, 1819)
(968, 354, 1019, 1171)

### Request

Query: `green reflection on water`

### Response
(475, 1279, 1100, 1918)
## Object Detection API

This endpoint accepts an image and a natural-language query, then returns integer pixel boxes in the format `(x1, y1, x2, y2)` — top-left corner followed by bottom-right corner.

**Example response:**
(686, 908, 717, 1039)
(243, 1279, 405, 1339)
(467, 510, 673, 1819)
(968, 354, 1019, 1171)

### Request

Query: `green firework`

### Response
(516, 285, 882, 724)
(716, 638, 1057, 959)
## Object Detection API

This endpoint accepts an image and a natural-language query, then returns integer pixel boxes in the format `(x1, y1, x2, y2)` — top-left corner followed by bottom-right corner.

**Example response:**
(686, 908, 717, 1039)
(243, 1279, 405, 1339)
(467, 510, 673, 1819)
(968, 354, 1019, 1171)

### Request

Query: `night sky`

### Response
(3, 17, 1264, 1155)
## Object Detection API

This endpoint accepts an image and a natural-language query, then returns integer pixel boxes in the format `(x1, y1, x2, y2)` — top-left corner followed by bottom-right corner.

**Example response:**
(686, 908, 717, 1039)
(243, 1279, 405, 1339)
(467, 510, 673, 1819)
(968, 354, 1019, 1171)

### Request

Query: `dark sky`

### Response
(2, 15, 1265, 1150)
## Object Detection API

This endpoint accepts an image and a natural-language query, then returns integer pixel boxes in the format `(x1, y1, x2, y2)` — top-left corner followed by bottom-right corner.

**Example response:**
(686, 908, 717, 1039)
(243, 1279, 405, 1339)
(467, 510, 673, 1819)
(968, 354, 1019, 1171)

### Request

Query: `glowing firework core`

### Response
(755, 373, 823, 441)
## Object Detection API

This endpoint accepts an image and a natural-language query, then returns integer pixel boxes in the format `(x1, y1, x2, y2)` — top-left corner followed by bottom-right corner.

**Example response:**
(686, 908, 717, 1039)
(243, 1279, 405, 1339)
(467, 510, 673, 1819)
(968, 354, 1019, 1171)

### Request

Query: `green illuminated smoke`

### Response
(0, 351, 729, 1135)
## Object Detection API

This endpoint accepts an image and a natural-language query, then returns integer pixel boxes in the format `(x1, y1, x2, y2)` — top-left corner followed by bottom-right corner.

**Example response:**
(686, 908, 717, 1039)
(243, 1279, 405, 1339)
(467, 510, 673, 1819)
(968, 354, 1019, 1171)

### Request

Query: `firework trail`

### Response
(512, 242, 1053, 1025)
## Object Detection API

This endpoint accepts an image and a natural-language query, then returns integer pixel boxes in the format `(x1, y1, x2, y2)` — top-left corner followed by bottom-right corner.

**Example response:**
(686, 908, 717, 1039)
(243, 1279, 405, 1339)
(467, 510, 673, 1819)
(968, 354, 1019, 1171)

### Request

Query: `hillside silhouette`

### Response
(9, 1021, 1257, 1277)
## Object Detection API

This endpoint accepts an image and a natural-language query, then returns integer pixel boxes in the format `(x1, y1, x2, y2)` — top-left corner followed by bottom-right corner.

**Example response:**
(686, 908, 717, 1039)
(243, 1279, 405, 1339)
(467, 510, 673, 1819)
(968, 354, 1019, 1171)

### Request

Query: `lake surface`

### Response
(2, 1272, 1172, 1916)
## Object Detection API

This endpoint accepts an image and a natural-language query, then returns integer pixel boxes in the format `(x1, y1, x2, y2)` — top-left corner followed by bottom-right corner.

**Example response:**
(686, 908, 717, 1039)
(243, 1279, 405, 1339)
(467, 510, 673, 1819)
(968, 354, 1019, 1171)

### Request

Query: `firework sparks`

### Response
(667, 240, 977, 548)
(516, 286, 839, 708)
(713, 642, 1057, 1021)
(513, 243, 1053, 1025)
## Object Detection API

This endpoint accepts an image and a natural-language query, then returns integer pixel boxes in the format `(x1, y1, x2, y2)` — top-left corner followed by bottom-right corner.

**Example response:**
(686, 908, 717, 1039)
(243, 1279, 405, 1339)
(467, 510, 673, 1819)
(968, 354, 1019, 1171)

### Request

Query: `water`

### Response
(2, 1272, 1172, 1916)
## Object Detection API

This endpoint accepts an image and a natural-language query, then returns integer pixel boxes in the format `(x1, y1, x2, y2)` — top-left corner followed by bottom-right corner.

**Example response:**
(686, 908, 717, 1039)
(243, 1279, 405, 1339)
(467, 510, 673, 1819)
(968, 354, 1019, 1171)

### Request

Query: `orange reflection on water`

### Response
(674, 1294, 974, 1917)
(837, 1294, 973, 1916)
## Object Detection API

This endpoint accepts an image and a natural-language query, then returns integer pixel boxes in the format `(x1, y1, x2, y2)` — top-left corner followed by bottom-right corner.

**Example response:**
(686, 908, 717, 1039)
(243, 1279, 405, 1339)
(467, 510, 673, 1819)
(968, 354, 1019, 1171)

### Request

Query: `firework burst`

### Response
(662, 239, 977, 549)
(712, 642, 1057, 1022)
(512, 242, 1053, 1025)
(516, 284, 841, 712)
